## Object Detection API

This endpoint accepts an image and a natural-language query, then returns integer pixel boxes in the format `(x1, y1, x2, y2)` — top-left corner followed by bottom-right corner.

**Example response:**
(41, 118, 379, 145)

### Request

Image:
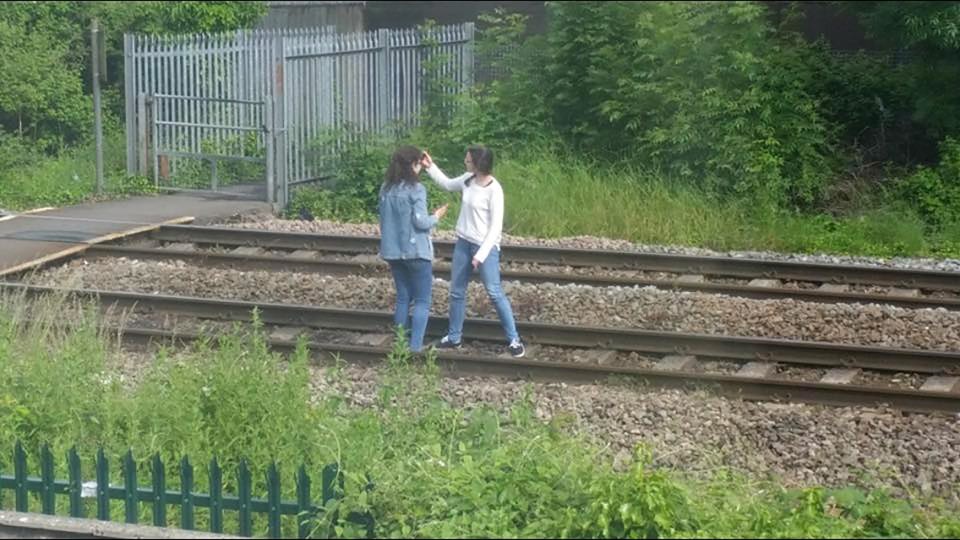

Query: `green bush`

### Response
(802, 46, 915, 161)
(287, 130, 393, 222)
(289, 128, 458, 224)
(843, 1, 960, 142)
(0, 2, 268, 154)
(2, 294, 959, 537)
(544, 1, 835, 208)
(436, 9, 554, 154)
(892, 137, 960, 229)
(0, 128, 156, 210)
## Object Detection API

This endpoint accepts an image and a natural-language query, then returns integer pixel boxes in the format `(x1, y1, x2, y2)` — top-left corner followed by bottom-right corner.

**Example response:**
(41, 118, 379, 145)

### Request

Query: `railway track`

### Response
(147, 225, 960, 290)
(80, 243, 960, 312)
(74, 224, 960, 311)
(6, 282, 960, 414)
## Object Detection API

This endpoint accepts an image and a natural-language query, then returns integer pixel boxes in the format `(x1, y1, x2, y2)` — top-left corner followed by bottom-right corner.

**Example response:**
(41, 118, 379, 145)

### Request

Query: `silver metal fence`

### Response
(280, 24, 474, 197)
(124, 23, 475, 207)
(151, 94, 270, 198)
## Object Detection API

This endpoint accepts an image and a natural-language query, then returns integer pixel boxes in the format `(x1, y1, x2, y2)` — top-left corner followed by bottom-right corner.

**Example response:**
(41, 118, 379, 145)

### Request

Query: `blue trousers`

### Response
(447, 237, 520, 344)
(387, 258, 433, 352)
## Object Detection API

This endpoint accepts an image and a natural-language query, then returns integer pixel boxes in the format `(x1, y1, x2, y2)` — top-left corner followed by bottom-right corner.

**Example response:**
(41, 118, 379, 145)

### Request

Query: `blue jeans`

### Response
(387, 258, 433, 352)
(447, 237, 520, 344)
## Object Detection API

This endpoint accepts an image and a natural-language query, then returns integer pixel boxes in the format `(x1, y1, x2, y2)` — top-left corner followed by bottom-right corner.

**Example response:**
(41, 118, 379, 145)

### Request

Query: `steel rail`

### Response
(82, 244, 960, 312)
(6, 282, 960, 375)
(150, 225, 960, 291)
(111, 325, 960, 414)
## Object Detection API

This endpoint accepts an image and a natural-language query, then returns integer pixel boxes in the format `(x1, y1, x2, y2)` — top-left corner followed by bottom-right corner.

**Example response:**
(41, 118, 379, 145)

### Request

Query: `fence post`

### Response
(209, 457, 224, 534)
(123, 451, 138, 524)
(40, 445, 55, 515)
(137, 93, 149, 176)
(151, 95, 160, 190)
(13, 442, 27, 513)
(125, 34, 137, 176)
(68, 448, 83, 518)
(238, 460, 253, 537)
(180, 456, 194, 531)
(91, 19, 105, 196)
(464, 23, 475, 90)
(96, 449, 109, 521)
(269, 37, 287, 208)
(296, 466, 312, 539)
(152, 454, 166, 527)
(378, 28, 391, 132)
(267, 463, 281, 538)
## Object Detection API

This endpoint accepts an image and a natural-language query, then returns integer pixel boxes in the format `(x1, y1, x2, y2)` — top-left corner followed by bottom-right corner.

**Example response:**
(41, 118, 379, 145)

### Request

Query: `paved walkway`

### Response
(0, 193, 271, 277)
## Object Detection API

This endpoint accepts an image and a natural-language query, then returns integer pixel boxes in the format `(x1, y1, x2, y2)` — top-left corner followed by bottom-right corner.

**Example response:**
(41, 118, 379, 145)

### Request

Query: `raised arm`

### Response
(421, 150, 469, 192)
(425, 163, 471, 192)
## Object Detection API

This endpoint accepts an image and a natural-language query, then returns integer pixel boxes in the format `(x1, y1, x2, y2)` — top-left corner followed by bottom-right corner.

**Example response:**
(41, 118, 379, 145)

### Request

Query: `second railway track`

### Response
(6, 282, 960, 414)
(147, 225, 960, 291)
(65, 223, 960, 311)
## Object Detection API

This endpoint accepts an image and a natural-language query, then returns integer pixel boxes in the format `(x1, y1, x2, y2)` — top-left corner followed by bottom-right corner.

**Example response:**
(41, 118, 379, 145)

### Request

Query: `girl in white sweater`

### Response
(421, 146, 526, 358)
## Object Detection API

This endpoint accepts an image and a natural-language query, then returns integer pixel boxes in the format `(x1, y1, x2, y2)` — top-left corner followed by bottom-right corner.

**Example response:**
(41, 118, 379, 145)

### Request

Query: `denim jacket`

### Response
(378, 180, 438, 261)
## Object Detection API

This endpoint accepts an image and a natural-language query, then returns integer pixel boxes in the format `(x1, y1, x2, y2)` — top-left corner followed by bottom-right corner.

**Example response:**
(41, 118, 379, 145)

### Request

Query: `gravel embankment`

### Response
(216, 213, 960, 273)
(108, 338, 960, 499)
(31, 258, 960, 352)
(43, 214, 960, 498)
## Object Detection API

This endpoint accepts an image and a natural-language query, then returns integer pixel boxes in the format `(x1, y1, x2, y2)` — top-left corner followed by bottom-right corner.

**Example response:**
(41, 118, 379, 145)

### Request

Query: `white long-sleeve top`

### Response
(426, 164, 504, 264)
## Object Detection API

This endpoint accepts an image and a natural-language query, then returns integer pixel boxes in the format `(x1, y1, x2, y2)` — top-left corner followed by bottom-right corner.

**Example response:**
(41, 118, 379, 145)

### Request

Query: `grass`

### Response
(8, 130, 958, 260)
(494, 146, 960, 259)
(0, 130, 155, 212)
(288, 140, 960, 260)
(1, 291, 959, 538)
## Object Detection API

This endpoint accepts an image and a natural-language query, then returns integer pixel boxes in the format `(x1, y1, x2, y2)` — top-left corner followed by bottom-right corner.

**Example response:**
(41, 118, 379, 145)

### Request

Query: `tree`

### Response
(544, 1, 832, 206)
(0, 20, 90, 150)
(839, 1, 960, 139)
(0, 1, 267, 152)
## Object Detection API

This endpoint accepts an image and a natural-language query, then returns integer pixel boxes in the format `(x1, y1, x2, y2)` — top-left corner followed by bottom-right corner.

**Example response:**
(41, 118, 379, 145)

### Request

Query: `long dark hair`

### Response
(467, 145, 494, 176)
(384, 145, 423, 188)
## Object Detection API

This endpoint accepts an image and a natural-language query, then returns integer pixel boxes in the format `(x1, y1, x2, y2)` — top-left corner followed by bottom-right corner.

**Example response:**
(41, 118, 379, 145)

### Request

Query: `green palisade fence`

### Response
(0, 441, 374, 538)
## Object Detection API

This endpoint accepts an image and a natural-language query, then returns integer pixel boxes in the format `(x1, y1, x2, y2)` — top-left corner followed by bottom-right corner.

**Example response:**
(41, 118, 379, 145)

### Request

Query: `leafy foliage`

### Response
(0, 19, 91, 151)
(0, 1, 266, 152)
(545, 1, 834, 207)
(842, 1, 960, 139)
(891, 137, 960, 229)
(447, 9, 553, 152)
(1, 294, 959, 537)
(288, 130, 394, 223)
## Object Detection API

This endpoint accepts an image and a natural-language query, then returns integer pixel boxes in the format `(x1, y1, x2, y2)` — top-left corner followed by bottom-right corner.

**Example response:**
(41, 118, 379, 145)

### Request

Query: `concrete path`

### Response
(0, 193, 271, 277)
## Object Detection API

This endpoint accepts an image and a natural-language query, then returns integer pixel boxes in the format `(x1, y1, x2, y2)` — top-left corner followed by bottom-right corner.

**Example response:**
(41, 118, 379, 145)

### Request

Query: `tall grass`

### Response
(1, 292, 959, 537)
(497, 149, 756, 248)
(495, 146, 958, 258)
(0, 130, 153, 211)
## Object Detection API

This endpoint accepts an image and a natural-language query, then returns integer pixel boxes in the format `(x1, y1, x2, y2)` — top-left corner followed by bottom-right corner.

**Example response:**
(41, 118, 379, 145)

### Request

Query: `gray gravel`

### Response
(30, 258, 960, 351)
(104, 342, 960, 500)
(218, 213, 960, 273)
(29, 213, 960, 500)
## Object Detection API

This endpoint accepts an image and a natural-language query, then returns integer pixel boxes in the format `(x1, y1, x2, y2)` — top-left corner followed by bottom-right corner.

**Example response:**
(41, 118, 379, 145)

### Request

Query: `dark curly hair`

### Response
(384, 145, 423, 187)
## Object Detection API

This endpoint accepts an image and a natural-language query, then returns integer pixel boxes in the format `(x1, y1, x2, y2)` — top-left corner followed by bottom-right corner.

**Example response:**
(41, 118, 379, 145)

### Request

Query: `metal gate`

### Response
(125, 24, 474, 208)
(124, 27, 333, 206)
(278, 24, 474, 206)
(151, 94, 273, 200)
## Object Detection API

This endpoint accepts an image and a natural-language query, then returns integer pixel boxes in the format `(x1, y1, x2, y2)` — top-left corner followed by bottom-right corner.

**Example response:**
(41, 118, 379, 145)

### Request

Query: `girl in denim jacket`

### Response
(378, 146, 448, 353)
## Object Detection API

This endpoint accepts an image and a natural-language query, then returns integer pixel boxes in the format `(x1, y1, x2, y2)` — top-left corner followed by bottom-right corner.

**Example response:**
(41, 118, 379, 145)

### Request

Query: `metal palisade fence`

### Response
(0, 441, 374, 538)
(124, 23, 475, 207)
